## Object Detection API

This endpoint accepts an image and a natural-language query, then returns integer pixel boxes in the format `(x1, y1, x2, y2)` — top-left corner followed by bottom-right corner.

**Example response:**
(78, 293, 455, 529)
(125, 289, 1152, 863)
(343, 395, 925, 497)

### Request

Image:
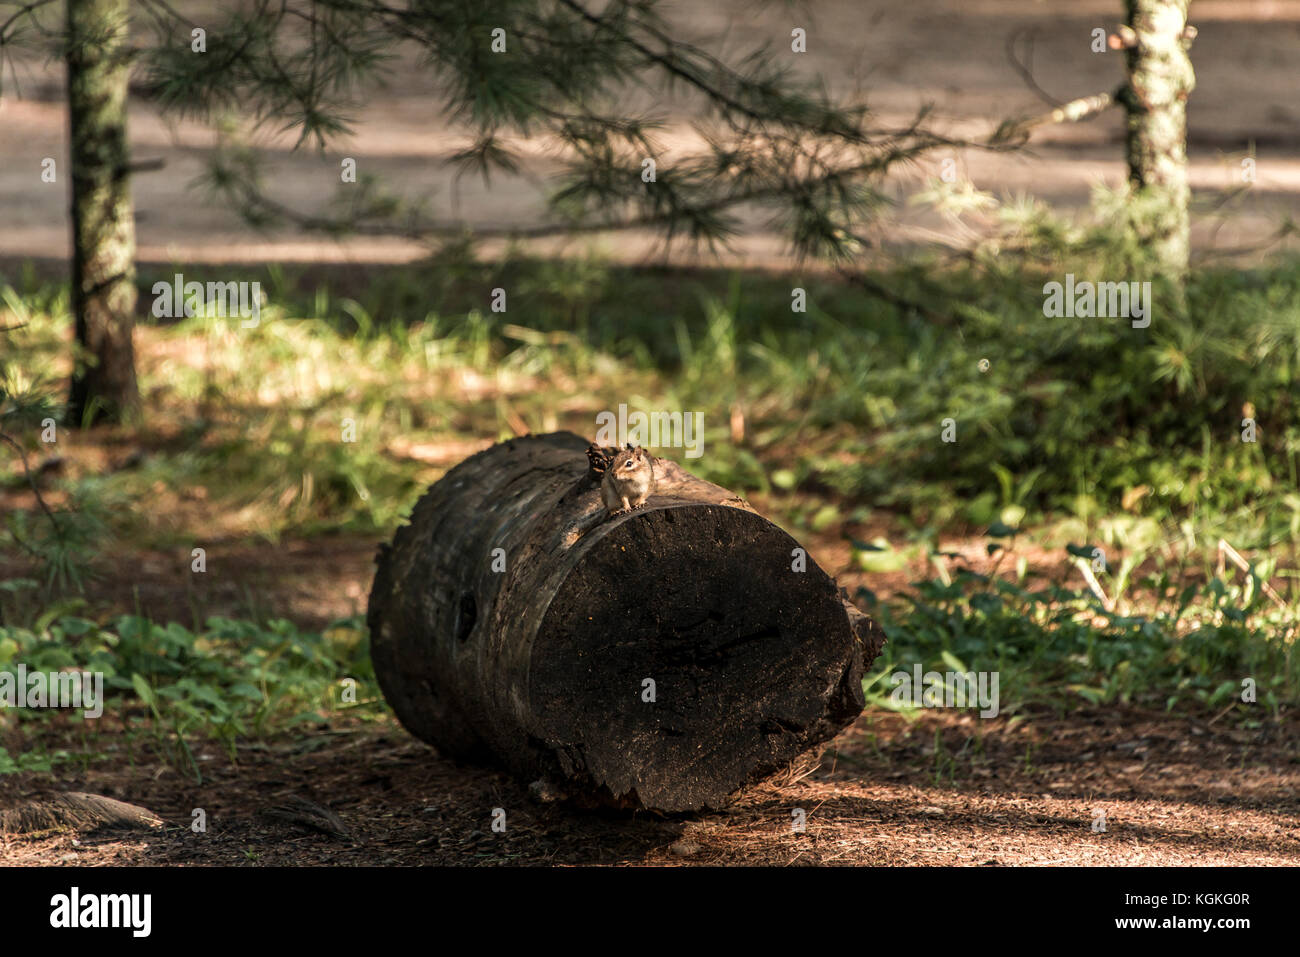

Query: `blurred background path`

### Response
(3, 0, 1297, 270)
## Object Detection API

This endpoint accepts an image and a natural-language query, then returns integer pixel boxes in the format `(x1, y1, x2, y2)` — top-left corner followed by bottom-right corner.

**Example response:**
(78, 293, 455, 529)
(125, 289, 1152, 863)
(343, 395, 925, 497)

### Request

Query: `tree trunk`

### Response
(1119, 0, 1195, 277)
(66, 0, 139, 426)
(367, 432, 882, 812)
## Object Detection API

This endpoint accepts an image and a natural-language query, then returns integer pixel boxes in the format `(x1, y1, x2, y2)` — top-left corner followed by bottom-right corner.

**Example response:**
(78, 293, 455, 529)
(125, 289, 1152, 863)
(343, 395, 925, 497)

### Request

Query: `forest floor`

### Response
(2, 536, 1297, 867)
(3, 702, 1297, 866)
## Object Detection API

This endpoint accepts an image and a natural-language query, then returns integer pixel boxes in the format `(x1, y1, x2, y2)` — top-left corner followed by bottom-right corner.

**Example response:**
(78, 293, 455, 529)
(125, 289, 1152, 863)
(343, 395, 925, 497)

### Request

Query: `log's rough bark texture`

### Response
(66, 0, 139, 425)
(368, 432, 883, 812)
(1120, 0, 1195, 276)
(0, 792, 161, 835)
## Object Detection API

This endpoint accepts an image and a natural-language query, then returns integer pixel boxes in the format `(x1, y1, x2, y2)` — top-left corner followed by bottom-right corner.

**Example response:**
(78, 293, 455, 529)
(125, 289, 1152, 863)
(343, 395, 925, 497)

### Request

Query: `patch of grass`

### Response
(0, 613, 382, 780)
(863, 562, 1298, 719)
(5, 241, 1300, 547)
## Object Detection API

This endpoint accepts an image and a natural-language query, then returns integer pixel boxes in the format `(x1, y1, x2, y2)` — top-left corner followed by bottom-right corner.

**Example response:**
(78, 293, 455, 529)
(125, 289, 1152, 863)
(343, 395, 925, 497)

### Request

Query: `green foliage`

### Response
(1, 344, 109, 593)
(0, 746, 60, 774)
(0, 613, 381, 779)
(2, 506, 107, 594)
(863, 566, 1297, 718)
(7, 228, 1300, 545)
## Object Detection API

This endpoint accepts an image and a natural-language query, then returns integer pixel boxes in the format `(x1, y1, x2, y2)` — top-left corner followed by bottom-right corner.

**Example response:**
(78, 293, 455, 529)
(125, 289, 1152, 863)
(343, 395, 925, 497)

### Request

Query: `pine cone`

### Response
(586, 443, 616, 480)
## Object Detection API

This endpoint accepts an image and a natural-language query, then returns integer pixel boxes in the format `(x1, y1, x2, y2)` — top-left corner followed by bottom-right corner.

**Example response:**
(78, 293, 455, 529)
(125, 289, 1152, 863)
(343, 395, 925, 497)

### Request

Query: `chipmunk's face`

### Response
(614, 446, 647, 475)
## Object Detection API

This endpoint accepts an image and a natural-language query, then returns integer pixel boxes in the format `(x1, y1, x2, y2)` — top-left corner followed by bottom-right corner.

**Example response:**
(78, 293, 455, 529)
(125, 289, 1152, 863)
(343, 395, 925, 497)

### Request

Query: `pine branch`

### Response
(0, 428, 61, 536)
(0, 0, 57, 44)
(206, 141, 930, 249)
(135, 0, 1026, 258)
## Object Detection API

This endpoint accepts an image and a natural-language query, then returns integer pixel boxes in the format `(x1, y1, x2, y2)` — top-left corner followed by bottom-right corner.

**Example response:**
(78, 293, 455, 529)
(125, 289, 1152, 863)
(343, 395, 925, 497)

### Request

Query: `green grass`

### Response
(2, 219, 1299, 760)
(0, 602, 380, 781)
(863, 560, 1297, 720)
(6, 240, 1300, 543)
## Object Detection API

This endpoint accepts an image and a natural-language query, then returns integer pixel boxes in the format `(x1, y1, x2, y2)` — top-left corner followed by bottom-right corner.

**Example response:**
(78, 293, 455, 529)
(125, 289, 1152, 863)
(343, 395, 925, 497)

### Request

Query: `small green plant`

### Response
(0, 746, 62, 774)
(864, 558, 1297, 718)
(0, 613, 384, 780)
(1, 367, 109, 594)
(931, 728, 957, 786)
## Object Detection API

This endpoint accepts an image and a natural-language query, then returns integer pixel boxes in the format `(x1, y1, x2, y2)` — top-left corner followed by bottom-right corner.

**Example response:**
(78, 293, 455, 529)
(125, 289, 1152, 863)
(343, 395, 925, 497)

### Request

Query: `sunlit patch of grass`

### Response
(9, 243, 1299, 549)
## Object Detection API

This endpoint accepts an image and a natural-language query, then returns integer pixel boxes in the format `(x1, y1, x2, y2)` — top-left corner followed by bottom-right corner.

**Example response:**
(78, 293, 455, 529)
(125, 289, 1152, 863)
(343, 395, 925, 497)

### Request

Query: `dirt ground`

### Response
(3, 703, 1297, 866)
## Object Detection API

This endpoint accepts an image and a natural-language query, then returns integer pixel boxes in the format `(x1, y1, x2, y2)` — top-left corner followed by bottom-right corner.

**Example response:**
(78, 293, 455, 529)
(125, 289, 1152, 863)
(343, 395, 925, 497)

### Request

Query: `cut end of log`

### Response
(530, 504, 864, 811)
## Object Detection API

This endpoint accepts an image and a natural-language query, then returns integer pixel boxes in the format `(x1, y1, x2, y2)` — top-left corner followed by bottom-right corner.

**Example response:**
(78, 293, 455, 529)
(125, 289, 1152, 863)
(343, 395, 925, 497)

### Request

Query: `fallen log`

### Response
(367, 431, 883, 812)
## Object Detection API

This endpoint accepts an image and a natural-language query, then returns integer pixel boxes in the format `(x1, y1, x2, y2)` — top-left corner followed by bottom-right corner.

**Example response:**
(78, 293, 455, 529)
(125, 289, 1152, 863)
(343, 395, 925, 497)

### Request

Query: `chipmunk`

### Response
(599, 443, 655, 515)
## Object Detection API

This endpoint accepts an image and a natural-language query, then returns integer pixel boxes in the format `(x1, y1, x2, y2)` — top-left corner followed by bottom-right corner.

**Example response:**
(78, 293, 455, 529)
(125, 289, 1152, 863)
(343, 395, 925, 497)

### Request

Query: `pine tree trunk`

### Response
(66, 0, 139, 426)
(367, 432, 882, 812)
(1119, 0, 1195, 277)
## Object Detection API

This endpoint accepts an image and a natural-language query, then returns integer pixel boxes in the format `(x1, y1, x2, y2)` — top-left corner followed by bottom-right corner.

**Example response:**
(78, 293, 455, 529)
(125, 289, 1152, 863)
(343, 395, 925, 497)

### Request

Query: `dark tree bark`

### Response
(1119, 0, 1196, 277)
(367, 432, 882, 812)
(66, 0, 139, 425)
